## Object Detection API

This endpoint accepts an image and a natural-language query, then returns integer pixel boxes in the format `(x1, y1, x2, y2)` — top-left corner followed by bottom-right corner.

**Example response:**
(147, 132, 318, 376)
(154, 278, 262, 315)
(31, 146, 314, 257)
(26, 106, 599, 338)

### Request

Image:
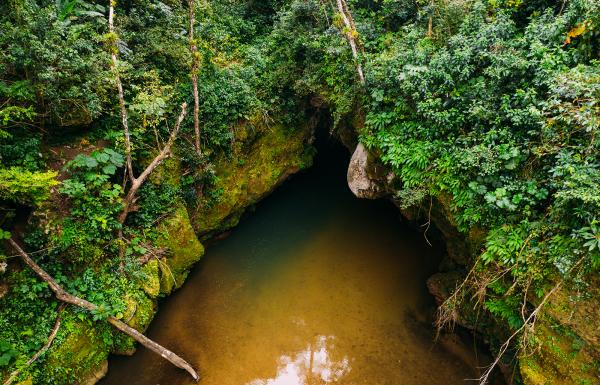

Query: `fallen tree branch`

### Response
(3, 304, 65, 385)
(7, 238, 199, 382)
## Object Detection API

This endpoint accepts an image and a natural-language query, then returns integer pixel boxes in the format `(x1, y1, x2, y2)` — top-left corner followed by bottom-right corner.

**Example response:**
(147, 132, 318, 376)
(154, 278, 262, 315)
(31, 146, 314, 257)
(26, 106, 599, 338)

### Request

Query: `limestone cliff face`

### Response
(343, 140, 600, 385)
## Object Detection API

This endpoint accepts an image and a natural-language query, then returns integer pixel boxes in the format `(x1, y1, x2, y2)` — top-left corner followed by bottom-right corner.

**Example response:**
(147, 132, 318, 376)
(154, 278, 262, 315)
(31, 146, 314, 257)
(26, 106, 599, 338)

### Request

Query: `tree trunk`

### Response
(7, 238, 199, 382)
(118, 102, 187, 225)
(188, 0, 202, 155)
(336, 0, 365, 85)
(108, 0, 134, 182)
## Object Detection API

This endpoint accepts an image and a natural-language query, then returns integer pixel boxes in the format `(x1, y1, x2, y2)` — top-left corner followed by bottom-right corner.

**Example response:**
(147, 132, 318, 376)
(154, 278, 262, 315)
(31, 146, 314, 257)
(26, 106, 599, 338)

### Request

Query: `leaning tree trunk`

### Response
(108, 0, 134, 182)
(7, 238, 199, 382)
(336, 0, 365, 85)
(188, 0, 201, 155)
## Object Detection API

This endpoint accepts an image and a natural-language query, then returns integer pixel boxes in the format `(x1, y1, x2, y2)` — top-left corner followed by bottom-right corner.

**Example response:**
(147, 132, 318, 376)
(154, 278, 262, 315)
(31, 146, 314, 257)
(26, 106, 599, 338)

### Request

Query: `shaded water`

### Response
(101, 136, 489, 385)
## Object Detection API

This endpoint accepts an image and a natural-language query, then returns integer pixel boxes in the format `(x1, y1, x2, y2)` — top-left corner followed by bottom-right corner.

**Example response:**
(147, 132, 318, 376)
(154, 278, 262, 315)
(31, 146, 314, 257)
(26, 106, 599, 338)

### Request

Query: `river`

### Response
(101, 135, 494, 385)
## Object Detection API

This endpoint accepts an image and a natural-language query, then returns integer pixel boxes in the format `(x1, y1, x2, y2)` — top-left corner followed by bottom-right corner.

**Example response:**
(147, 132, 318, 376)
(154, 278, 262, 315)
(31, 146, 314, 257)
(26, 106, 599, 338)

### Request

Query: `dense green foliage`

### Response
(356, 0, 599, 331)
(0, 0, 598, 383)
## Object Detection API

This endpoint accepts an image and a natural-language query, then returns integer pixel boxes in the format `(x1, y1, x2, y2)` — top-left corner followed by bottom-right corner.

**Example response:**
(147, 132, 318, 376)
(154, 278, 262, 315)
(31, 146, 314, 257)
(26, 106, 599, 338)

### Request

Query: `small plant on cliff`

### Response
(59, 148, 125, 247)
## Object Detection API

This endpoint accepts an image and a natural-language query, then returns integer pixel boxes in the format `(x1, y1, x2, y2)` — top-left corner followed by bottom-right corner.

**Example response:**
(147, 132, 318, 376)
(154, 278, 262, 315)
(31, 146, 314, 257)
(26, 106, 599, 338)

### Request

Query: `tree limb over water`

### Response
(7, 238, 200, 382)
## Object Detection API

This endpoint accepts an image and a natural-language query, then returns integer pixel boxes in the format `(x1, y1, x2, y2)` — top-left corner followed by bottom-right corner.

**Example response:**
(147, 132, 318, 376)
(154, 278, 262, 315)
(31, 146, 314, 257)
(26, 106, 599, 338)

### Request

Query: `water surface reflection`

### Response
(247, 335, 350, 385)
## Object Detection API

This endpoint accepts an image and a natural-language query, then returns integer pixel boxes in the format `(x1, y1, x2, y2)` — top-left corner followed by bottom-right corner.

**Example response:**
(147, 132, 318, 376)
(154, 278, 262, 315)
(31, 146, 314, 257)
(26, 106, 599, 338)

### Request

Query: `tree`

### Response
(335, 0, 364, 85)
(189, 0, 202, 155)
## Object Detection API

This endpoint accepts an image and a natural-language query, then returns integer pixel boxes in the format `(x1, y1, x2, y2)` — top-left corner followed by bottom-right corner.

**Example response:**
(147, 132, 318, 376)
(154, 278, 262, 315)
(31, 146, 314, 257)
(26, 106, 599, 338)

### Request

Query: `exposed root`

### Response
(435, 255, 483, 335)
(475, 280, 563, 385)
(420, 196, 433, 247)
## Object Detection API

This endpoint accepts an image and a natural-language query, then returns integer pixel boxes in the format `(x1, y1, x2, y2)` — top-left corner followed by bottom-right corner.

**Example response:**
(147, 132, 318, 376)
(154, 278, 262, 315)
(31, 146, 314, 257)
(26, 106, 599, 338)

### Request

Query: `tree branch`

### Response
(7, 238, 199, 382)
(118, 102, 187, 225)
(3, 305, 65, 385)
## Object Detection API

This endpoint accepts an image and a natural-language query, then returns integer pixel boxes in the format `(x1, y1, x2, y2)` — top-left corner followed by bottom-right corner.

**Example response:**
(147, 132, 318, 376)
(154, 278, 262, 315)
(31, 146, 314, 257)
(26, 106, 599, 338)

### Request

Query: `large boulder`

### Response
(347, 143, 389, 199)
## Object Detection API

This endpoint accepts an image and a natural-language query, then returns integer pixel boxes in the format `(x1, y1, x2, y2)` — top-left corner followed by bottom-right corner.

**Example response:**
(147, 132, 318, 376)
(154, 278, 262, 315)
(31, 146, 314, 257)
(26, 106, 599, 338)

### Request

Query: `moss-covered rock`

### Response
(520, 320, 600, 385)
(148, 157, 182, 187)
(191, 120, 314, 237)
(111, 292, 157, 355)
(518, 280, 600, 385)
(157, 204, 205, 295)
(140, 259, 161, 298)
(43, 312, 111, 385)
(35, 287, 157, 383)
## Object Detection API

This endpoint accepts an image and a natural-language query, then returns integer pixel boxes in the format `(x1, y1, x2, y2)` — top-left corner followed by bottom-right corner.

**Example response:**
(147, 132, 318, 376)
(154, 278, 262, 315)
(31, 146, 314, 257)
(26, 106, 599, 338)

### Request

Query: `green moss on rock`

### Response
(140, 259, 161, 298)
(519, 320, 600, 385)
(111, 292, 156, 355)
(192, 121, 314, 237)
(149, 157, 181, 187)
(43, 311, 111, 385)
(519, 279, 600, 385)
(157, 205, 205, 295)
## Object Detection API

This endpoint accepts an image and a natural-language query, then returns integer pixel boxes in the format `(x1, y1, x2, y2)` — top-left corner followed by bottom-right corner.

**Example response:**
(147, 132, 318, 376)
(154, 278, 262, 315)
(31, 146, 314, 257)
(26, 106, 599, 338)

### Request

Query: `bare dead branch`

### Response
(7, 238, 199, 382)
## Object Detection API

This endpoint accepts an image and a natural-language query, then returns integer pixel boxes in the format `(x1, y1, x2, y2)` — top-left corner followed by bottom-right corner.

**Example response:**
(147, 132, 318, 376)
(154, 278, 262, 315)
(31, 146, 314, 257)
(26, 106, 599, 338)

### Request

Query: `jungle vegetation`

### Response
(0, 0, 598, 383)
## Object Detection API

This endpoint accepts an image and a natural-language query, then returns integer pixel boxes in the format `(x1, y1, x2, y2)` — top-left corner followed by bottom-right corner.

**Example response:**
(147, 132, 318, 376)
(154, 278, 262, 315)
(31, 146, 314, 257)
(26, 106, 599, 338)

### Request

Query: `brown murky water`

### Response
(101, 138, 490, 385)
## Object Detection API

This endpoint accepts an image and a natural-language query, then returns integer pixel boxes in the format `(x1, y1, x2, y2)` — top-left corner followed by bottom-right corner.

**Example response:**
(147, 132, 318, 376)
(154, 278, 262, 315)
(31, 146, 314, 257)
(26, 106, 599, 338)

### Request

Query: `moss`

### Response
(157, 204, 205, 295)
(192, 121, 314, 237)
(519, 320, 600, 385)
(140, 259, 161, 298)
(42, 311, 111, 385)
(111, 292, 156, 355)
(149, 156, 181, 187)
(517, 280, 600, 385)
